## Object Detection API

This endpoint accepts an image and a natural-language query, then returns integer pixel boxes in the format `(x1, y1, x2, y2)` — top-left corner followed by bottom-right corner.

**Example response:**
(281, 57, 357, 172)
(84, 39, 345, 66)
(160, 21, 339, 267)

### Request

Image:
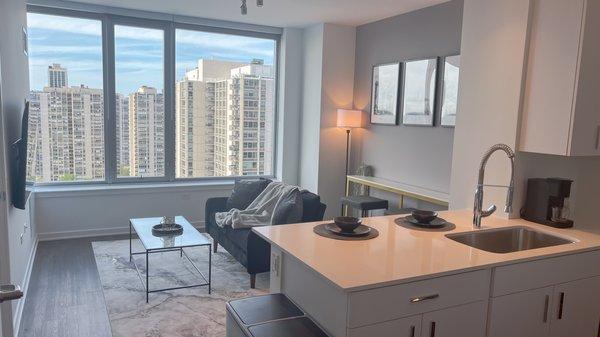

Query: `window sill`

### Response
(31, 179, 236, 198)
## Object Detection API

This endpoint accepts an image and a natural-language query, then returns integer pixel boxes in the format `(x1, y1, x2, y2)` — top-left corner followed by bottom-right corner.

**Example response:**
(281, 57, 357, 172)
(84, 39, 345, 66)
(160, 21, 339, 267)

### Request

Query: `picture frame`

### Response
(401, 58, 438, 126)
(370, 62, 401, 125)
(439, 54, 460, 127)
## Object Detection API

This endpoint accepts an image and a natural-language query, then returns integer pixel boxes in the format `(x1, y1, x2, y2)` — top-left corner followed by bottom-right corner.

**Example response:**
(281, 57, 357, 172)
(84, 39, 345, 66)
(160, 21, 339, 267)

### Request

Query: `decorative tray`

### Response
(152, 223, 183, 237)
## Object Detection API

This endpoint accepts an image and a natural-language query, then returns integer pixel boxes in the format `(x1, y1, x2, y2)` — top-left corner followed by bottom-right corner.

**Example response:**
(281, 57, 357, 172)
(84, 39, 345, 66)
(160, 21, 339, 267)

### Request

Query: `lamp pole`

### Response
(342, 128, 350, 216)
(337, 108, 362, 217)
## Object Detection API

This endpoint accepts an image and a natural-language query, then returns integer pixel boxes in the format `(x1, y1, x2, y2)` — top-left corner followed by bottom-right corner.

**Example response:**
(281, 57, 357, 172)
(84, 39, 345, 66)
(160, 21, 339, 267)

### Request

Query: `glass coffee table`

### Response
(129, 216, 212, 302)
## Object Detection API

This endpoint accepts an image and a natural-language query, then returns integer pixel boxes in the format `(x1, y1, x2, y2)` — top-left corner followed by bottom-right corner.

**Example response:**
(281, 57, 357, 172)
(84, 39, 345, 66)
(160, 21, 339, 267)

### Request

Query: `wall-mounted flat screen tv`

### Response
(11, 101, 29, 210)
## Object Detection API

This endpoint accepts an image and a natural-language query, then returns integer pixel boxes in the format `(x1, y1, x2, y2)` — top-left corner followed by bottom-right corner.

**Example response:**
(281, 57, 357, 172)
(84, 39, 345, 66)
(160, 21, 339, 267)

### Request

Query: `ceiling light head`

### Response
(257, 0, 263, 7)
(241, 0, 247, 15)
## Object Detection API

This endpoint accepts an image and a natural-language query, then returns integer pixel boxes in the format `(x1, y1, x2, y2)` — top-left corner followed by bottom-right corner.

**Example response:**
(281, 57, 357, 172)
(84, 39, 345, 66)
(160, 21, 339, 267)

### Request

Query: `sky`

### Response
(27, 13, 276, 94)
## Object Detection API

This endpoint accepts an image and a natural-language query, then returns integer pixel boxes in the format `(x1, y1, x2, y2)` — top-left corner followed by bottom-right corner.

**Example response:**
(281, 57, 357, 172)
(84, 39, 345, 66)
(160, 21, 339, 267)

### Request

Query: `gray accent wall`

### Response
(352, 0, 463, 197)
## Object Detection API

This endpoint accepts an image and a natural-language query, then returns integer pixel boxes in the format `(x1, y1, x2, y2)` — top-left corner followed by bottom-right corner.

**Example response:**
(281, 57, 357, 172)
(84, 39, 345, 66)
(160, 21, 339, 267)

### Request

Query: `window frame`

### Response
(26, 4, 280, 186)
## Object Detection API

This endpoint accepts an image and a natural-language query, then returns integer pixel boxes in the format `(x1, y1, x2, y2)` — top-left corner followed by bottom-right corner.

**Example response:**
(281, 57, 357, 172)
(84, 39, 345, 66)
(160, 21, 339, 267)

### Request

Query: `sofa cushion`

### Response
(227, 178, 271, 210)
(300, 190, 322, 222)
(272, 189, 303, 225)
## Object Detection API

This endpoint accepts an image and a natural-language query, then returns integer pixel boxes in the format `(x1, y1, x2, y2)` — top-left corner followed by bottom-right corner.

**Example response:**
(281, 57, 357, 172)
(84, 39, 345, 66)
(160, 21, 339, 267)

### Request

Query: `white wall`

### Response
(298, 23, 356, 220)
(0, 0, 36, 333)
(318, 24, 356, 219)
(449, 0, 531, 214)
(276, 28, 303, 186)
(298, 24, 324, 193)
(34, 183, 233, 240)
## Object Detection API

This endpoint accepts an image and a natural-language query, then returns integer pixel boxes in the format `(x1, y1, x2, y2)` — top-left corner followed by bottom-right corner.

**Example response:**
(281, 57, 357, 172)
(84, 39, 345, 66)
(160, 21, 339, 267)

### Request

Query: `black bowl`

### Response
(411, 210, 438, 224)
(333, 216, 362, 232)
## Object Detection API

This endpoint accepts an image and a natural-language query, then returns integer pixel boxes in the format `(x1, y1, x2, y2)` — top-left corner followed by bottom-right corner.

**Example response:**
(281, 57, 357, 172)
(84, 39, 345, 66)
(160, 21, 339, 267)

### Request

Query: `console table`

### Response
(344, 175, 449, 215)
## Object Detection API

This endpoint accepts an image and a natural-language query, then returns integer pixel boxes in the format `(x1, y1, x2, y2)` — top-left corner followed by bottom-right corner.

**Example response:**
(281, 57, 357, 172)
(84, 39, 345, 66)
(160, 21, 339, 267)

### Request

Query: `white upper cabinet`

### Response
(520, 0, 600, 156)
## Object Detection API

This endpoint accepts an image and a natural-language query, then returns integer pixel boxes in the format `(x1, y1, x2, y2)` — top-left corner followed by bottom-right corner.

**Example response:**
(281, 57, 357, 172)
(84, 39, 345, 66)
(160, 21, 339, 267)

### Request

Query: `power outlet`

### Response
(20, 222, 29, 244)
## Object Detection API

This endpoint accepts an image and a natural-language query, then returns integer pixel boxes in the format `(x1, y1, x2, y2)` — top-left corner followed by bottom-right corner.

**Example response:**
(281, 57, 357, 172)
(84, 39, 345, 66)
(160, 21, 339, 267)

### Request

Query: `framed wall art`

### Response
(401, 58, 438, 126)
(440, 54, 460, 127)
(370, 62, 400, 125)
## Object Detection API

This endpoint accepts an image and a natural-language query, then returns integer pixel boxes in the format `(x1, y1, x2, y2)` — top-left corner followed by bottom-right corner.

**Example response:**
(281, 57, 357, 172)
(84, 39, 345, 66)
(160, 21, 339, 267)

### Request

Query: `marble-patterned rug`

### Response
(92, 238, 268, 337)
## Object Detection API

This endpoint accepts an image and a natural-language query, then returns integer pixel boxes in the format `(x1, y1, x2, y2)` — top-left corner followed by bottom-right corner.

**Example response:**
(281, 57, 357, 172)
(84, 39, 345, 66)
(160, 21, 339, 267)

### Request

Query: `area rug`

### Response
(92, 237, 268, 337)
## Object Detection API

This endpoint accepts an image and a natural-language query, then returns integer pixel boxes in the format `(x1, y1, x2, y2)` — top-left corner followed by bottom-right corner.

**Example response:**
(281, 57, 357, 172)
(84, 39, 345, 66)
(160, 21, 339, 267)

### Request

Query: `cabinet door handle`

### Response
(595, 125, 600, 150)
(543, 294, 550, 322)
(430, 321, 436, 337)
(410, 325, 415, 337)
(558, 292, 565, 320)
(410, 294, 439, 303)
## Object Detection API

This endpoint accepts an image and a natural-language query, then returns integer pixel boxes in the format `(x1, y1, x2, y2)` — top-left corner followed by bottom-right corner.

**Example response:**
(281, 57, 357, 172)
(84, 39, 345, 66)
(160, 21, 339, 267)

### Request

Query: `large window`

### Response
(115, 25, 165, 178)
(26, 7, 279, 185)
(27, 13, 105, 183)
(175, 29, 276, 178)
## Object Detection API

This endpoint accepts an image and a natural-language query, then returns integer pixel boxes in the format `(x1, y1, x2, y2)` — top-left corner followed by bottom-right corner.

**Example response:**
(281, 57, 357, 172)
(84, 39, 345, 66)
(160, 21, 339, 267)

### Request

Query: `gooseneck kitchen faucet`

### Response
(473, 144, 515, 228)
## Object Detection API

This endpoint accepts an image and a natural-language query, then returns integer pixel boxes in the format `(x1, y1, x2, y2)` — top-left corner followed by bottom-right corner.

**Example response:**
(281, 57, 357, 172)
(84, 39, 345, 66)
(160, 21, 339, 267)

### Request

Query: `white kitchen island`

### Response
(252, 210, 600, 337)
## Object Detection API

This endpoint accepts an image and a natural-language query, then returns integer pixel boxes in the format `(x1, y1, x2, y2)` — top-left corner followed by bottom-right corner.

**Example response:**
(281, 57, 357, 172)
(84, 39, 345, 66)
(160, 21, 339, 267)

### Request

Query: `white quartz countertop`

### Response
(252, 210, 600, 292)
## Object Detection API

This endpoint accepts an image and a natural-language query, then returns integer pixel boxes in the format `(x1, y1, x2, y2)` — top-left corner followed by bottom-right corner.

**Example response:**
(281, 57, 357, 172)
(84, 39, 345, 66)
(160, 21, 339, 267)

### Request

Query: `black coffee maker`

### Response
(521, 178, 574, 228)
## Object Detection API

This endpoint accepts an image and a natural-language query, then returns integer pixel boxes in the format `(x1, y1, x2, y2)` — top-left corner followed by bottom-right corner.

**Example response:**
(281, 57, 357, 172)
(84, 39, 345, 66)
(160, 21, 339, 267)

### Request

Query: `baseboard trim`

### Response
(13, 236, 39, 335)
(38, 221, 206, 241)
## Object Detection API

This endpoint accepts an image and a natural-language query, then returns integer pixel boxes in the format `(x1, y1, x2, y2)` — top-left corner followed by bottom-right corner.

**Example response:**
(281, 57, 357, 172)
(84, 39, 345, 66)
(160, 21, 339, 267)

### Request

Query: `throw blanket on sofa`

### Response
(215, 182, 302, 229)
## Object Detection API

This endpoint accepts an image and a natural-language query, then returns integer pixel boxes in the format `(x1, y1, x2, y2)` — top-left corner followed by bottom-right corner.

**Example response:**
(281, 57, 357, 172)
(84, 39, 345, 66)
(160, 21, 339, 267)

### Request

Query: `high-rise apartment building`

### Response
(128, 86, 165, 177)
(115, 94, 130, 176)
(48, 63, 68, 88)
(27, 84, 105, 182)
(175, 59, 274, 178)
(213, 60, 274, 177)
(175, 59, 245, 178)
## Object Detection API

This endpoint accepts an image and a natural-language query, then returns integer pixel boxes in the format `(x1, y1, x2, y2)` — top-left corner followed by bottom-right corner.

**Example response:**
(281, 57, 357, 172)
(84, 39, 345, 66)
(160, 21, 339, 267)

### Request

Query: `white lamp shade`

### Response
(337, 109, 362, 128)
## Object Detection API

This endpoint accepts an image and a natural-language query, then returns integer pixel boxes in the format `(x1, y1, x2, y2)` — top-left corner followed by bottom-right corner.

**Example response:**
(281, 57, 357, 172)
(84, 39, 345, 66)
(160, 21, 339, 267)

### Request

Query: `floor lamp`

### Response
(337, 109, 362, 216)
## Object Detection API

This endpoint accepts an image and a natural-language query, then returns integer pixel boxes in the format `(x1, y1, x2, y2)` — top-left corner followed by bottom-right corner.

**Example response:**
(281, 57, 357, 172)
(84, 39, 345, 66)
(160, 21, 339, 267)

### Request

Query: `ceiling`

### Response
(71, 0, 450, 27)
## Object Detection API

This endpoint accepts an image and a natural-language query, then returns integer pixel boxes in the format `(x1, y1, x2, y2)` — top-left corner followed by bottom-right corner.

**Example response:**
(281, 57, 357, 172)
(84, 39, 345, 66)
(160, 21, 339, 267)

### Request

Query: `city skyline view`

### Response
(26, 12, 276, 183)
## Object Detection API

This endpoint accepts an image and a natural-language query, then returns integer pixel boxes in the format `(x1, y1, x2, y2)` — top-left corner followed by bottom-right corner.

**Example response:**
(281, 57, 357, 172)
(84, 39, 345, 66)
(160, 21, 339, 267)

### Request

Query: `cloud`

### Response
(30, 45, 102, 55)
(27, 13, 102, 36)
(176, 29, 274, 58)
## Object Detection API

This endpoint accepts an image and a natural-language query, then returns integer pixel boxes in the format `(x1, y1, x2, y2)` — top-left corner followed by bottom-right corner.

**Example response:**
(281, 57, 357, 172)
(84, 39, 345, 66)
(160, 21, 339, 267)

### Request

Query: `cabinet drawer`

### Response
(347, 315, 421, 337)
(347, 270, 490, 328)
(492, 250, 600, 297)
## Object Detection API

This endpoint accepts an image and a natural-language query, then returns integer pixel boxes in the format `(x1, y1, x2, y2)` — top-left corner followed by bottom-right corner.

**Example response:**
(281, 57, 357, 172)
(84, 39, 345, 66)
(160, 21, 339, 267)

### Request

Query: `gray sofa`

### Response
(205, 185, 326, 288)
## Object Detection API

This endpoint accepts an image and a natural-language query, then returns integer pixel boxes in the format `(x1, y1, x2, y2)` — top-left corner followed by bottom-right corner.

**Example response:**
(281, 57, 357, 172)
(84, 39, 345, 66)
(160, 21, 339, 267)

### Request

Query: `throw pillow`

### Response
(226, 178, 271, 210)
(271, 189, 303, 226)
(300, 190, 322, 222)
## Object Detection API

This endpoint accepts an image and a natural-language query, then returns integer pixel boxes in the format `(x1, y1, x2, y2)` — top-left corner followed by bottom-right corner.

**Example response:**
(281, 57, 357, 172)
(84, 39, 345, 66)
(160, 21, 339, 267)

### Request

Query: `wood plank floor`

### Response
(18, 237, 123, 337)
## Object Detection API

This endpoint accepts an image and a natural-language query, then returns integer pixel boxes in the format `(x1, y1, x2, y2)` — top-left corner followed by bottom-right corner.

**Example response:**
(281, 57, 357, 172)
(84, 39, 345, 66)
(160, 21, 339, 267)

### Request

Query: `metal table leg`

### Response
(146, 250, 149, 303)
(208, 245, 212, 294)
(129, 222, 132, 262)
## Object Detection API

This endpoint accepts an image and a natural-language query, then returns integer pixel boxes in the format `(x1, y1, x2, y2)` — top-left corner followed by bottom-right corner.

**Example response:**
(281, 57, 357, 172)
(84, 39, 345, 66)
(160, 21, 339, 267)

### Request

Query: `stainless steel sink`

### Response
(446, 226, 575, 254)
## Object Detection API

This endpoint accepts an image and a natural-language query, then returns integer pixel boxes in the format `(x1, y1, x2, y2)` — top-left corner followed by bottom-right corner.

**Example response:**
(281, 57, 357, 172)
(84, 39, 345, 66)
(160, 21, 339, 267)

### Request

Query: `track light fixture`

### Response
(240, 0, 263, 15)
(241, 0, 247, 15)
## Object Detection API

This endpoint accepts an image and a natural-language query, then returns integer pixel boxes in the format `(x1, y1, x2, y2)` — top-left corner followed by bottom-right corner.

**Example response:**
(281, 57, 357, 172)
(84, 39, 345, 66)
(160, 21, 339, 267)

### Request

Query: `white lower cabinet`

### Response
(549, 276, 600, 337)
(488, 276, 600, 337)
(488, 286, 553, 337)
(422, 301, 487, 337)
